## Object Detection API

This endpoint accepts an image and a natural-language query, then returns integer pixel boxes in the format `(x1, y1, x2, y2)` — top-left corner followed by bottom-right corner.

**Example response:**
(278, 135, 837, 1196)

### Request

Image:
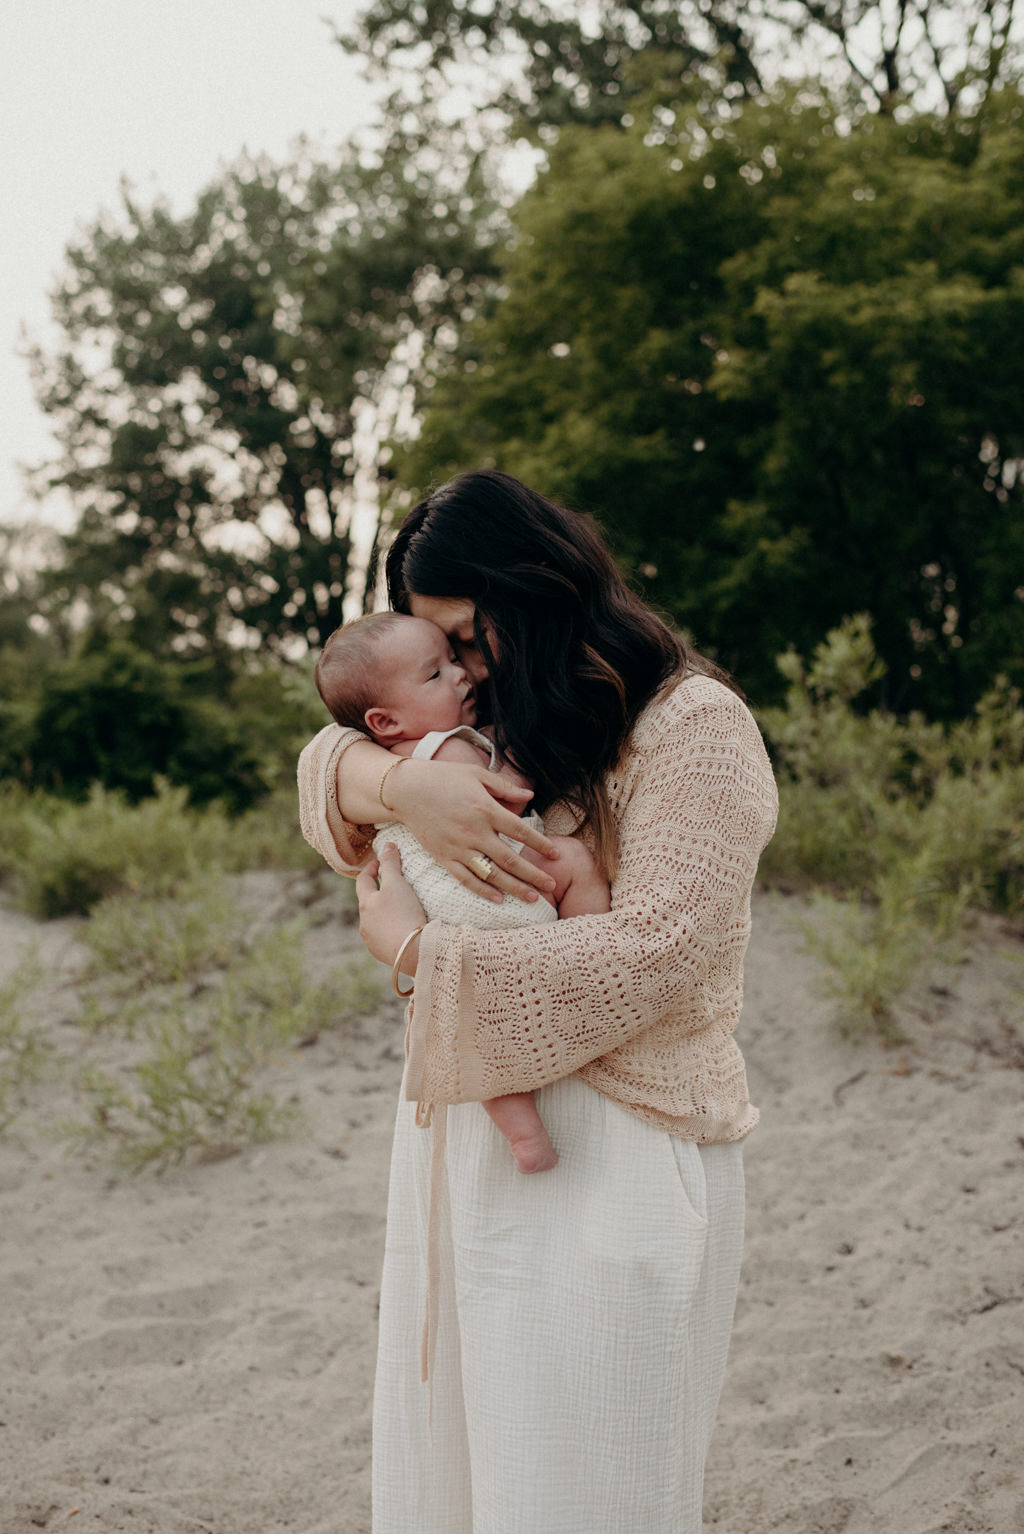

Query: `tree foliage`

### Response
(18, 0, 1024, 819)
(339, 0, 762, 129)
(756, 0, 1021, 115)
(5, 635, 324, 811)
(341, 0, 1021, 123)
(403, 89, 1024, 713)
(30, 145, 498, 658)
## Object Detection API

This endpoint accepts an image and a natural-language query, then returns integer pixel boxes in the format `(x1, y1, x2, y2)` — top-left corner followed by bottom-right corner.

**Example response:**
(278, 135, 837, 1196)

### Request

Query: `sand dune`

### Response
(1, 885, 1022, 1533)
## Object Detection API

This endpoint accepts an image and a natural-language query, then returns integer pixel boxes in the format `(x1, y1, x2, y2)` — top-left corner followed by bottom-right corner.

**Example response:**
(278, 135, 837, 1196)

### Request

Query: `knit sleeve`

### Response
(405, 679, 778, 1107)
(296, 722, 376, 877)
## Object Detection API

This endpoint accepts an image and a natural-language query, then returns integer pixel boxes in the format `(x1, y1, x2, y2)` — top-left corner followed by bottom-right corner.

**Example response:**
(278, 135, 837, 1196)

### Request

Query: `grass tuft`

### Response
(0, 951, 48, 1131)
(62, 882, 383, 1168)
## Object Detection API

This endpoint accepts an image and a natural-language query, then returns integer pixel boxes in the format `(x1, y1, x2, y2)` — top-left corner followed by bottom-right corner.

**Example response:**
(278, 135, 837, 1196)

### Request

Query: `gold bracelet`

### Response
(378, 755, 405, 813)
(392, 924, 426, 998)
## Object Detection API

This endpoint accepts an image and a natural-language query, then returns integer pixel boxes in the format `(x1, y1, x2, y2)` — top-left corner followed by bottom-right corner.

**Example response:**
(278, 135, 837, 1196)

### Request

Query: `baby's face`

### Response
(377, 617, 477, 738)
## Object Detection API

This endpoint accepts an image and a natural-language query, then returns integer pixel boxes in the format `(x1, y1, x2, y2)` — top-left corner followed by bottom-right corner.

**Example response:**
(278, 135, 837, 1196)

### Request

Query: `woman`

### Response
(297, 470, 778, 1534)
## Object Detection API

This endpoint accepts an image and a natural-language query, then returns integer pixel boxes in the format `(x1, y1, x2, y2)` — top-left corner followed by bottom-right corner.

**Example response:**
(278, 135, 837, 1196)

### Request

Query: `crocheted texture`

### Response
(297, 673, 778, 1145)
(297, 724, 374, 876)
(372, 727, 556, 932)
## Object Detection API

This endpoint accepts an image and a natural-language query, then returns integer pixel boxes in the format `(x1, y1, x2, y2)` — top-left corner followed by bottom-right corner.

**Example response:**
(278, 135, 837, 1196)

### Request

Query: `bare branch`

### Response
(914, 0, 960, 112)
(817, 4, 890, 108)
(879, 0, 911, 100)
(984, 0, 1018, 97)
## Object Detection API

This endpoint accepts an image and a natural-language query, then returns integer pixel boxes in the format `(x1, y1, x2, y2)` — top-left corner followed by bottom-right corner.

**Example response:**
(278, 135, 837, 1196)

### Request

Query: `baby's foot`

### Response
(483, 1093, 558, 1173)
(508, 1129, 559, 1174)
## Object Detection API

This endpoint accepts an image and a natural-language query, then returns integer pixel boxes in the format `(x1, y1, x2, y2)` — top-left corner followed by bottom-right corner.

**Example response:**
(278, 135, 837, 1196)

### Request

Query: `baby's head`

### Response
(315, 612, 477, 746)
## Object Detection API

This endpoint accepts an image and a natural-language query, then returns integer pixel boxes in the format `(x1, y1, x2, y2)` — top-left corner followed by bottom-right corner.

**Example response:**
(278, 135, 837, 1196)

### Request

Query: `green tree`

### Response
(25, 641, 251, 808)
(25, 0, 1023, 722)
(403, 89, 1024, 713)
(30, 146, 498, 659)
(0, 526, 69, 783)
(20, 636, 325, 810)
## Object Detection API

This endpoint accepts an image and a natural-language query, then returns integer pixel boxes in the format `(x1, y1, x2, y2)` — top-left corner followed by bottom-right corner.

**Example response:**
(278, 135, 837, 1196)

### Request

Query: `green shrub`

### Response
(759, 615, 1024, 911)
(72, 1019, 298, 1170)
(0, 624, 328, 817)
(0, 779, 320, 918)
(758, 616, 1024, 1029)
(0, 783, 41, 881)
(22, 639, 315, 812)
(83, 878, 246, 993)
(70, 951, 382, 1168)
(801, 857, 975, 1038)
(224, 785, 324, 874)
(213, 922, 382, 1045)
(0, 783, 233, 917)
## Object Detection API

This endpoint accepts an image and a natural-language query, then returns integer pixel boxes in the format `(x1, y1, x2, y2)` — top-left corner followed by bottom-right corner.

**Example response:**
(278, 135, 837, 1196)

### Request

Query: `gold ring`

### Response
(468, 853, 495, 882)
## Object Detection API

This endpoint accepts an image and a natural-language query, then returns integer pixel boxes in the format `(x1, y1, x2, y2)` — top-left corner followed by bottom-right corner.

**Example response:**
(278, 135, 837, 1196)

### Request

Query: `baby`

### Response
(315, 611, 611, 1174)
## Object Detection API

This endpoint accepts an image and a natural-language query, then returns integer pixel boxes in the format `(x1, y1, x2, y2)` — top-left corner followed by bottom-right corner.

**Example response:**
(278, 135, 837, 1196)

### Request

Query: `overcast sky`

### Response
(0, 1, 381, 527)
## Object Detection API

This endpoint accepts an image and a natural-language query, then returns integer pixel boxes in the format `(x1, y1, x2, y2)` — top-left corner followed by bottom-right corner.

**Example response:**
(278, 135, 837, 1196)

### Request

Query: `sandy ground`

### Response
(1, 880, 1022, 1534)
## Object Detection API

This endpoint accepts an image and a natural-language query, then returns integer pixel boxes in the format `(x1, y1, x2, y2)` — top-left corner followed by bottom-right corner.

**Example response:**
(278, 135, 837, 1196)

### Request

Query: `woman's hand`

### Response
(390, 759, 558, 904)
(356, 843, 428, 968)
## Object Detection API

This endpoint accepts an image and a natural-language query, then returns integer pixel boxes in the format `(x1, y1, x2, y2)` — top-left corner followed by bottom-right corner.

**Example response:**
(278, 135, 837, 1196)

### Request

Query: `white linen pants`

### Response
(372, 1072, 745, 1534)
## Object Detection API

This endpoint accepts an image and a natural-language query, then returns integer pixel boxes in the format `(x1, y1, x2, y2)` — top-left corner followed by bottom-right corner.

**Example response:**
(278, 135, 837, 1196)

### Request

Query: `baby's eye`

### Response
(428, 670, 440, 681)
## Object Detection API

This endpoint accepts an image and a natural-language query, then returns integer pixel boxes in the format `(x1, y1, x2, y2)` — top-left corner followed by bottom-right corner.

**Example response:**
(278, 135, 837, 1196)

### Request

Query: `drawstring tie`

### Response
(414, 1098, 447, 1386)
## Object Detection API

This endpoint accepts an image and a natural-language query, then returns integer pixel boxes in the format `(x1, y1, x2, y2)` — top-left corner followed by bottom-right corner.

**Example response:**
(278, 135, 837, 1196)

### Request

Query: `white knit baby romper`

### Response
(371, 726, 557, 934)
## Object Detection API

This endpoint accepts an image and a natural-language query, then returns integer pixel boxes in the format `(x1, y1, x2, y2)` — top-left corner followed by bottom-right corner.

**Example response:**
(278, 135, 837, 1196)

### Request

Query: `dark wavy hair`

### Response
(386, 470, 727, 878)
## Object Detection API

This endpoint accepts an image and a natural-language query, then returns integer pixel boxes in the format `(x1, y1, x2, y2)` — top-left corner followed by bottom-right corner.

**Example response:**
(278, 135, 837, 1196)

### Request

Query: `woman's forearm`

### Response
(302, 723, 548, 886)
(336, 736, 555, 900)
(334, 736, 403, 826)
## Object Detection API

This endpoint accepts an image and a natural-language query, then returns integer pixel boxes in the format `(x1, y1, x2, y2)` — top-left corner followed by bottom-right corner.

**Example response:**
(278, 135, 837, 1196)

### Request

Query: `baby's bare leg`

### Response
(483, 1093, 558, 1173)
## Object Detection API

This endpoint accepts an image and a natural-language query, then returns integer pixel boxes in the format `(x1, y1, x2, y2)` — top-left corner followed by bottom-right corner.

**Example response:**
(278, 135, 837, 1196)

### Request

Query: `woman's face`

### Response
(408, 595, 491, 687)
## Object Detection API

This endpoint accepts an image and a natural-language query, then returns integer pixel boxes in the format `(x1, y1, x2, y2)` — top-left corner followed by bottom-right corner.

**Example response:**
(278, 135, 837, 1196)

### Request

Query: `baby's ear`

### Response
(365, 706, 401, 742)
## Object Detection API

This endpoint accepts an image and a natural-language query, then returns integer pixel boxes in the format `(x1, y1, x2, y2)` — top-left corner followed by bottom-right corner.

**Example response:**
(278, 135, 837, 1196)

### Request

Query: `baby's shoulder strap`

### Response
(411, 726, 499, 769)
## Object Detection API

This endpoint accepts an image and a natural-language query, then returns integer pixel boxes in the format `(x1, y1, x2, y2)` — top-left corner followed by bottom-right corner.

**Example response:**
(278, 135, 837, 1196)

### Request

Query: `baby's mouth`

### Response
(466, 682, 489, 724)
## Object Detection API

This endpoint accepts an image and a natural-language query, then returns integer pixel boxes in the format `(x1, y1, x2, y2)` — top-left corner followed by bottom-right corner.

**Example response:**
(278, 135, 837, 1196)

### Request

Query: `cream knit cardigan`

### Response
(297, 672, 778, 1144)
